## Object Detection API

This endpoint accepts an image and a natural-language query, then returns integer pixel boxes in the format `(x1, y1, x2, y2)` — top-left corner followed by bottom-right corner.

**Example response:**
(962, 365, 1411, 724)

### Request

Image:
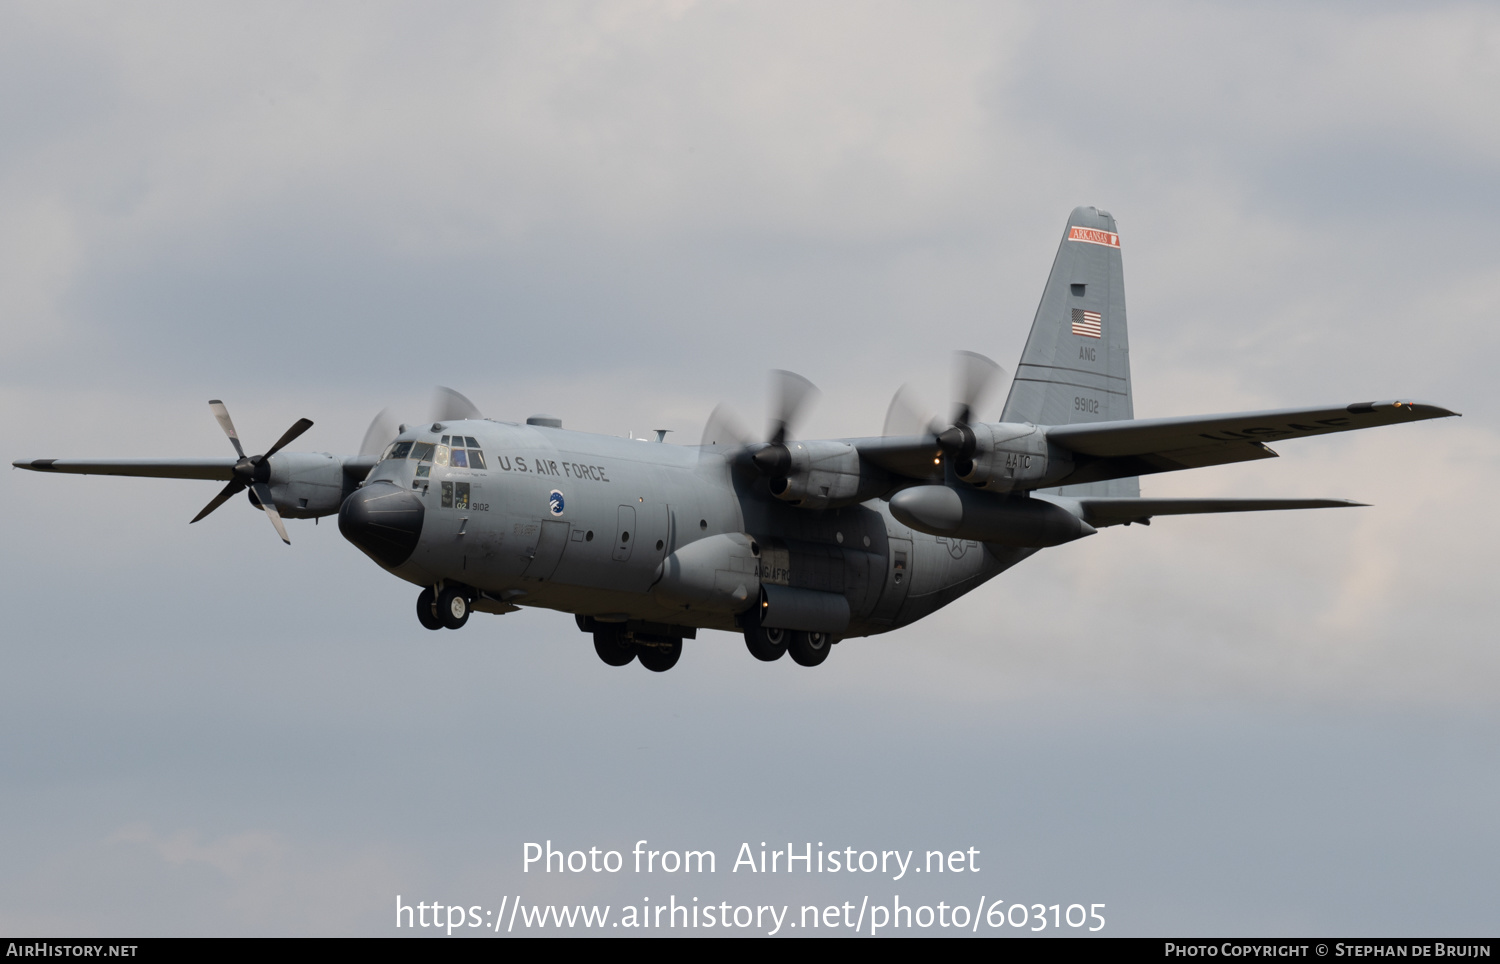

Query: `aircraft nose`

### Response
(338, 481, 425, 568)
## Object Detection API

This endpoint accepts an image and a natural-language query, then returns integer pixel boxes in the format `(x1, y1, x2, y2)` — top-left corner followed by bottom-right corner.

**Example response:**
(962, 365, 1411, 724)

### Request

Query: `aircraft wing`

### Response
(1047, 400, 1457, 468)
(1036, 495, 1366, 528)
(850, 435, 943, 481)
(12, 458, 239, 480)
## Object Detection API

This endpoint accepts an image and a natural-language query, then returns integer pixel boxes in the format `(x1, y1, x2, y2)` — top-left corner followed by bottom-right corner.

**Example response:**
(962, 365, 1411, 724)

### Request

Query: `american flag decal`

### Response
(1071, 308, 1102, 338)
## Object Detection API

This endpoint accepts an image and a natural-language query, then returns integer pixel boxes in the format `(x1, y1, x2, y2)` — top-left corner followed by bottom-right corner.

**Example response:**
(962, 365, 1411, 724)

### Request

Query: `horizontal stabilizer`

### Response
(12, 458, 238, 480)
(1039, 495, 1366, 528)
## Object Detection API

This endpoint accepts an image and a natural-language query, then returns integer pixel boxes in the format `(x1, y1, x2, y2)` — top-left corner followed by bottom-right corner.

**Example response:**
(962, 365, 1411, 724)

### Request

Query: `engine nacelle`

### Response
(265, 451, 349, 518)
(950, 422, 1073, 492)
(652, 532, 761, 613)
(762, 440, 884, 510)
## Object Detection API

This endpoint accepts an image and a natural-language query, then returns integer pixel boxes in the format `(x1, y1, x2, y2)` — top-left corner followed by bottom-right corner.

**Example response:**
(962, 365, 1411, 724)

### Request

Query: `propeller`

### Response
(698, 370, 820, 480)
(937, 350, 1005, 461)
(766, 370, 818, 446)
(698, 403, 754, 451)
(359, 386, 483, 458)
(881, 350, 1007, 465)
(191, 400, 313, 544)
(881, 383, 943, 438)
(750, 370, 820, 478)
(881, 351, 1006, 437)
(950, 350, 1003, 428)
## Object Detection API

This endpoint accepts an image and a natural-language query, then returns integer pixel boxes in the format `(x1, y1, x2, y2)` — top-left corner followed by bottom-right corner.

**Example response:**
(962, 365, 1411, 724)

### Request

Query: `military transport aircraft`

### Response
(13, 207, 1457, 672)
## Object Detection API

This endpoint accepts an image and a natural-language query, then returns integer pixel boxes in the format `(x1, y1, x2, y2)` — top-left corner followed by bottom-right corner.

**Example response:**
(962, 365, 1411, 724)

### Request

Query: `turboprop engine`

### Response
(262, 451, 351, 518)
(938, 422, 1074, 492)
(751, 440, 887, 510)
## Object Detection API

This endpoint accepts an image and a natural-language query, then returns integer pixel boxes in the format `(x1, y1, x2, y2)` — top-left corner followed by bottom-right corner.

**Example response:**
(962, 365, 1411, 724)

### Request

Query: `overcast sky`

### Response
(2, 1, 1496, 936)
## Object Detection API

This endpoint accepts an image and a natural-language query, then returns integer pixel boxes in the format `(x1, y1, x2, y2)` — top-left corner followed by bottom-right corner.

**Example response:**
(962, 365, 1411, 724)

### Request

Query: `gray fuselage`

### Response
(353, 419, 1027, 639)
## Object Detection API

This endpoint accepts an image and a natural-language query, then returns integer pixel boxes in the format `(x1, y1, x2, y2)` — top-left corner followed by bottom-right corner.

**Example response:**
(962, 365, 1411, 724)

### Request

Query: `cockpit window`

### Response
(394, 434, 486, 469)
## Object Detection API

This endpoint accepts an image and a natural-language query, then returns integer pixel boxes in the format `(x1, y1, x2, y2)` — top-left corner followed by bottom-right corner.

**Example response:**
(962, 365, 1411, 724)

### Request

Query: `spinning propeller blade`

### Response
(767, 370, 819, 447)
(880, 351, 1007, 460)
(251, 482, 291, 545)
(190, 400, 312, 544)
(209, 399, 246, 459)
(951, 350, 1005, 427)
(882, 384, 943, 439)
(699, 370, 819, 470)
(192, 478, 247, 524)
(360, 387, 482, 458)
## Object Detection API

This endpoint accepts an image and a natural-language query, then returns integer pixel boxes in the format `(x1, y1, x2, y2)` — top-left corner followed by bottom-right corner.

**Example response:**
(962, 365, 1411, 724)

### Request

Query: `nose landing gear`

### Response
(416, 587, 443, 630)
(416, 585, 470, 630)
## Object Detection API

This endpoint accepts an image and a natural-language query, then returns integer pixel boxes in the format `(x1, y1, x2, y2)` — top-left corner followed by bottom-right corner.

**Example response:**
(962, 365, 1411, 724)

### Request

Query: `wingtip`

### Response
(1347, 400, 1460, 419)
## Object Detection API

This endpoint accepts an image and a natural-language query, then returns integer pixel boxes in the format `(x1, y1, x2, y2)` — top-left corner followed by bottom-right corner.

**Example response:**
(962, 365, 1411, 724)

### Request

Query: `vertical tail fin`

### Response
(1001, 206, 1137, 497)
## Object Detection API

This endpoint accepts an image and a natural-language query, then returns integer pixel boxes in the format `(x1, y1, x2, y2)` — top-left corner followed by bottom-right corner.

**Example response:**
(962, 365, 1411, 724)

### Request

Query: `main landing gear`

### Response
(417, 586, 470, 631)
(745, 612, 835, 667)
(744, 622, 788, 662)
(585, 620, 685, 673)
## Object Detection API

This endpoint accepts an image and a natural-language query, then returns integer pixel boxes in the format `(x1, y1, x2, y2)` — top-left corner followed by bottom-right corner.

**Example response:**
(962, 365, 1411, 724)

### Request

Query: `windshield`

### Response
(382, 436, 486, 468)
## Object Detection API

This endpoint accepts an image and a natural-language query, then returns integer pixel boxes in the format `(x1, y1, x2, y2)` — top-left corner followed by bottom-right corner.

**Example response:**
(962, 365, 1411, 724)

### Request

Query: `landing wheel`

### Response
(744, 623, 787, 662)
(436, 587, 469, 630)
(636, 638, 682, 673)
(593, 625, 636, 666)
(788, 630, 833, 667)
(416, 587, 443, 631)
